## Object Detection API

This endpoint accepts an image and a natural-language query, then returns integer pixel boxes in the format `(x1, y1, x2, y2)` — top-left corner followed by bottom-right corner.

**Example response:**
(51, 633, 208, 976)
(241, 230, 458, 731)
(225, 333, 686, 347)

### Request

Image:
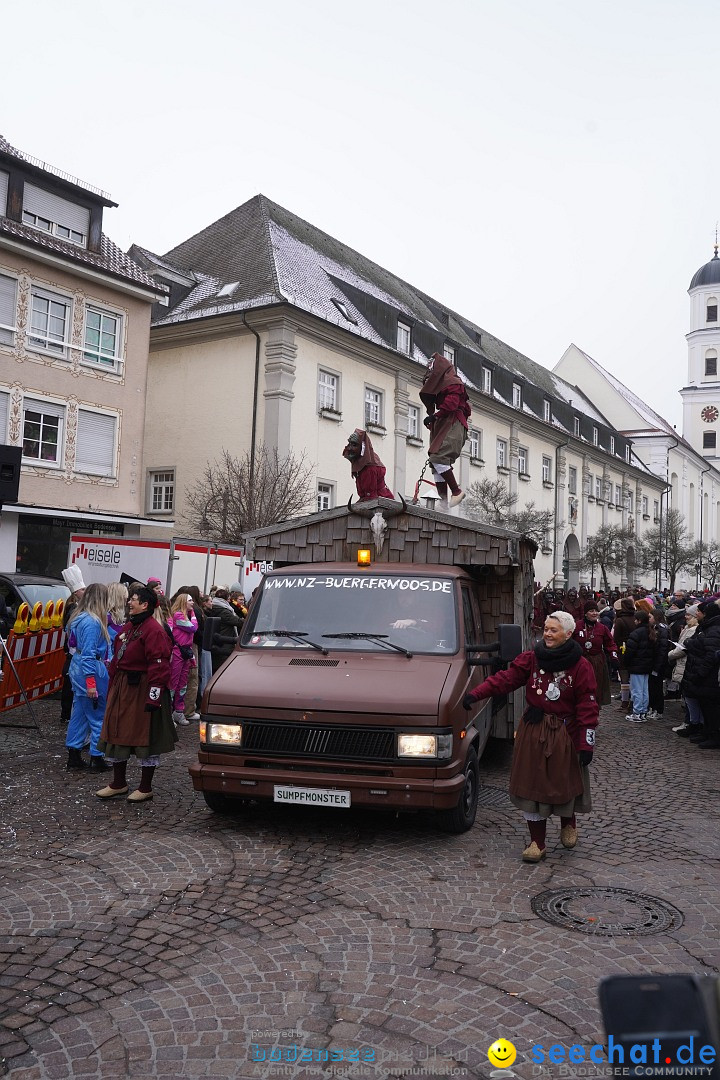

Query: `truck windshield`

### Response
(243, 573, 458, 654)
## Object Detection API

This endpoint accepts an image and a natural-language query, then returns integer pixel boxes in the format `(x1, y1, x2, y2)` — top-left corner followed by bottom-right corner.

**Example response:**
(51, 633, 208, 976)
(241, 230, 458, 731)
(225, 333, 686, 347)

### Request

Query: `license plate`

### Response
(273, 785, 351, 808)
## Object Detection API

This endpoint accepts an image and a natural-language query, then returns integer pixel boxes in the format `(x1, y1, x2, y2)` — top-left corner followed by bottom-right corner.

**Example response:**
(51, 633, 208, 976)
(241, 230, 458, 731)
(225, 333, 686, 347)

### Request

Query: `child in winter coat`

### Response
(168, 593, 198, 726)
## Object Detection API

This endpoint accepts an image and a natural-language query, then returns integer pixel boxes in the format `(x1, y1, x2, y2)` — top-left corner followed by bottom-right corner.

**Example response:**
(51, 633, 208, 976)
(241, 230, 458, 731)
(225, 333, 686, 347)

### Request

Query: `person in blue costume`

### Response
(65, 583, 112, 772)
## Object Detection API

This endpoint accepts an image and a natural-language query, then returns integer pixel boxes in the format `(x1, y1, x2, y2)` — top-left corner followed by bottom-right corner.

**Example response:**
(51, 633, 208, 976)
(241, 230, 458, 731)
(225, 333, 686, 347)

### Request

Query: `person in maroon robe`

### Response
(463, 609, 598, 862)
(573, 600, 618, 706)
(419, 352, 471, 509)
(342, 429, 394, 501)
(96, 586, 175, 802)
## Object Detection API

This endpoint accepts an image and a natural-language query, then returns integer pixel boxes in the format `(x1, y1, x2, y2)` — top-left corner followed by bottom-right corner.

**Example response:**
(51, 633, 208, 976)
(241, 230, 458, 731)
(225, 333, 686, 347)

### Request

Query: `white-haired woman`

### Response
(463, 610, 599, 862)
(65, 582, 112, 772)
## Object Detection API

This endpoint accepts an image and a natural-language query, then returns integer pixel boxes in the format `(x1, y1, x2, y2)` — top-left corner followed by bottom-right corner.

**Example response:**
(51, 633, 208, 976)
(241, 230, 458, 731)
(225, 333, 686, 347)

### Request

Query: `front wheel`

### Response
(437, 747, 479, 834)
(202, 790, 248, 814)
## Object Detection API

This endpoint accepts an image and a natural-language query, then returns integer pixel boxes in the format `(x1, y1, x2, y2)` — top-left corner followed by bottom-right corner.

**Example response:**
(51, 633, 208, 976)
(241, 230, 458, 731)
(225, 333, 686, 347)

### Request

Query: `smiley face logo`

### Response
(487, 1039, 517, 1068)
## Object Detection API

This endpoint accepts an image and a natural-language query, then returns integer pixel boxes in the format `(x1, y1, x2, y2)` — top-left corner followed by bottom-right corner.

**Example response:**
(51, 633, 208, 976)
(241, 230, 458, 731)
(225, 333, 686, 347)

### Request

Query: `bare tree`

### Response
(638, 509, 702, 591)
(700, 540, 720, 591)
(579, 524, 635, 591)
(465, 478, 555, 547)
(181, 444, 315, 541)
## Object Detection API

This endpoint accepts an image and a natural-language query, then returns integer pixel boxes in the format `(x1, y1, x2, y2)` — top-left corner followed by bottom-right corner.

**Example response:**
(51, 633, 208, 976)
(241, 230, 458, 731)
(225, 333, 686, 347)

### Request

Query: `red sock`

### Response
(443, 469, 461, 495)
(112, 762, 127, 790)
(527, 820, 547, 849)
(561, 815, 576, 829)
(139, 766, 155, 794)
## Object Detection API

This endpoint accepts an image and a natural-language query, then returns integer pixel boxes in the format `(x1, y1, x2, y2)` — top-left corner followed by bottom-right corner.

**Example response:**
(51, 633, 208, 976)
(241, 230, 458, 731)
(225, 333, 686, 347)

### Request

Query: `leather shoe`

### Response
(95, 785, 128, 799)
(521, 841, 546, 863)
(696, 737, 720, 749)
(127, 789, 153, 802)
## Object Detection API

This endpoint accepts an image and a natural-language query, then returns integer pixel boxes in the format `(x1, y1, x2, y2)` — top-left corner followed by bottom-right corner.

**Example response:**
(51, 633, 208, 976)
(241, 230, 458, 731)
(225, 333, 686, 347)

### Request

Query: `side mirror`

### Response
(202, 616, 220, 652)
(498, 623, 522, 663)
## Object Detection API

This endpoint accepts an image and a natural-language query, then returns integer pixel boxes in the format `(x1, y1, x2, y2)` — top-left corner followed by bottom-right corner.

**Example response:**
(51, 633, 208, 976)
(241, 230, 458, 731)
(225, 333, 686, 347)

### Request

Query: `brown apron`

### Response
(509, 712, 584, 806)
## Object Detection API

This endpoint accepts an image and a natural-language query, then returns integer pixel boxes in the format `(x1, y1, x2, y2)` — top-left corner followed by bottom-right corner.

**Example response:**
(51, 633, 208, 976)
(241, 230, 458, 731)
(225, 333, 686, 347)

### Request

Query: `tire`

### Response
(202, 790, 248, 813)
(437, 746, 479, 834)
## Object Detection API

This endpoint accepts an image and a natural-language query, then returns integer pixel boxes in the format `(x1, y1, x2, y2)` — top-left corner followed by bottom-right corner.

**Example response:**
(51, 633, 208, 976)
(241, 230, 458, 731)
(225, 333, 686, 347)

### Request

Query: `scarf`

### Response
(524, 638, 583, 725)
(129, 610, 152, 627)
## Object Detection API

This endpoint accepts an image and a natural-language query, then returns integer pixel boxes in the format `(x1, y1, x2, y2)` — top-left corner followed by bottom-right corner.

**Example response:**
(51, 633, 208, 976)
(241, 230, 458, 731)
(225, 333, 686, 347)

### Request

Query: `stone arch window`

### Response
(705, 348, 718, 377)
(707, 297, 718, 323)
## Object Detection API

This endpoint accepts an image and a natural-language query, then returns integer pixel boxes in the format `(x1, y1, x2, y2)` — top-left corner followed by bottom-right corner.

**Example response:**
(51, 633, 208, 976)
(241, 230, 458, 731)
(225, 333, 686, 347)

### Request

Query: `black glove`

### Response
(423, 413, 437, 429)
(578, 750, 593, 767)
(462, 693, 476, 711)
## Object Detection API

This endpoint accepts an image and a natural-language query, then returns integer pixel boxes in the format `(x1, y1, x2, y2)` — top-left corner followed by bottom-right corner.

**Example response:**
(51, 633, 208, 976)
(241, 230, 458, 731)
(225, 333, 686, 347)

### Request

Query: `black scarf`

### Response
(129, 610, 152, 627)
(524, 638, 583, 724)
(533, 637, 582, 672)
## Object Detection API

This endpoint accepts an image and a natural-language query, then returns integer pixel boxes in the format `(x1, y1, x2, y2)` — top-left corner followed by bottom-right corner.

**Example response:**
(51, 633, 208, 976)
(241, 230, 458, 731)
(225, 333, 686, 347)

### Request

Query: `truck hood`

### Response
(208, 651, 452, 716)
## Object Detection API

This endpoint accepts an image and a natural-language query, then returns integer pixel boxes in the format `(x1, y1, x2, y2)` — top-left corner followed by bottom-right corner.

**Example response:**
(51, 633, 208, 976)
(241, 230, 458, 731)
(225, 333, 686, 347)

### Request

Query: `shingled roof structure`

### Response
(142, 194, 611, 433)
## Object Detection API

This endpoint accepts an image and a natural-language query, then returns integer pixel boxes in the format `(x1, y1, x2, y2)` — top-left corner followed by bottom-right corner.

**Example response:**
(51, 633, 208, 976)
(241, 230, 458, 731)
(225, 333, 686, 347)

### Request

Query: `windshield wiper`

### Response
(253, 630, 329, 655)
(322, 632, 412, 659)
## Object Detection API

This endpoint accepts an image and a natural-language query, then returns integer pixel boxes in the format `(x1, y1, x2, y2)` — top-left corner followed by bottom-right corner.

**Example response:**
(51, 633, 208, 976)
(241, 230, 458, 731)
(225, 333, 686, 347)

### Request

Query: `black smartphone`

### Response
(599, 975, 719, 1078)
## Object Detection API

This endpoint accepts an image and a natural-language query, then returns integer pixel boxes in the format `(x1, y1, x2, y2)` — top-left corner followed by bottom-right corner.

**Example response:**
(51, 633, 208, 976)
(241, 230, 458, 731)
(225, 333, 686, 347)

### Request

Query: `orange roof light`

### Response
(357, 549, 372, 566)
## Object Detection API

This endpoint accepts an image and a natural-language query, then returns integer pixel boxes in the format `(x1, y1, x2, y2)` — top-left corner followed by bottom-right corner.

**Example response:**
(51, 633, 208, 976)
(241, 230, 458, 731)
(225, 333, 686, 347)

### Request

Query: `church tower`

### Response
(681, 246, 720, 461)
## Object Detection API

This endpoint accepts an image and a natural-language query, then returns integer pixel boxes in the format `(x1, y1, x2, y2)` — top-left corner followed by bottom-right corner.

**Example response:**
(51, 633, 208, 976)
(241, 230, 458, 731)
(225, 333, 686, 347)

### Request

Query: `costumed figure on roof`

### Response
(420, 352, 471, 509)
(342, 429, 395, 502)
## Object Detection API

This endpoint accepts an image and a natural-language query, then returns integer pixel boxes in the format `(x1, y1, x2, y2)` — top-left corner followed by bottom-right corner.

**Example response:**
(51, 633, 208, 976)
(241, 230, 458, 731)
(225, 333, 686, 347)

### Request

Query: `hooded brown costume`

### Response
(419, 353, 471, 508)
(342, 429, 394, 501)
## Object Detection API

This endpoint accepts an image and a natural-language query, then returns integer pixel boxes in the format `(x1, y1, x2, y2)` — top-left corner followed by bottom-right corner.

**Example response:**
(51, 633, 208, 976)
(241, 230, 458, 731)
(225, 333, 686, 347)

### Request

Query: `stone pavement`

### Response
(0, 692, 719, 1079)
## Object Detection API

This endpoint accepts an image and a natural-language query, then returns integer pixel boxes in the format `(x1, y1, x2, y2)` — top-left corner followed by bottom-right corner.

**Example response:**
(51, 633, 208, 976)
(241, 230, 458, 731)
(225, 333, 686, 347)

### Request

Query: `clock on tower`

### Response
(701, 405, 719, 423)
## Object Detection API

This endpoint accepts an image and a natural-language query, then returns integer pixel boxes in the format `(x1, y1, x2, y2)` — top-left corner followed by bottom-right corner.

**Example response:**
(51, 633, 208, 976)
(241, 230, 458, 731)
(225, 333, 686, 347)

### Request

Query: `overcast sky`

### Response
(5, 0, 718, 429)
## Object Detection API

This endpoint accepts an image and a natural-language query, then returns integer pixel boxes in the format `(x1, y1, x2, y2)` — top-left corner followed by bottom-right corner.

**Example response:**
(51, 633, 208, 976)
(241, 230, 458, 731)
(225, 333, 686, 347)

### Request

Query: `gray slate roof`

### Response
(145, 194, 608, 424)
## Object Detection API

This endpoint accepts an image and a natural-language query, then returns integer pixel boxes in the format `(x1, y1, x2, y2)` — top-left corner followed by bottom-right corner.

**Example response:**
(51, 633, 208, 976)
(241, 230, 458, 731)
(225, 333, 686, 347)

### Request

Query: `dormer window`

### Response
(707, 298, 718, 323)
(443, 343, 455, 363)
(397, 320, 411, 354)
(22, 183, 89, 248)
(331, 298, 358, 324)
(573, 416, 581, 436)
(512, 383, 522, 408)
(482, 367, 492, 393)
(592, 426, 598, 446)
(543, 399, 552, 423)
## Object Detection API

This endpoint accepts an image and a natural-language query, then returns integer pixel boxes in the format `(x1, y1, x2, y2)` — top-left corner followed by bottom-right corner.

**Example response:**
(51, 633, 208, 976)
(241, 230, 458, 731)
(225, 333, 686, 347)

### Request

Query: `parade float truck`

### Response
(189, 499, 535, 833)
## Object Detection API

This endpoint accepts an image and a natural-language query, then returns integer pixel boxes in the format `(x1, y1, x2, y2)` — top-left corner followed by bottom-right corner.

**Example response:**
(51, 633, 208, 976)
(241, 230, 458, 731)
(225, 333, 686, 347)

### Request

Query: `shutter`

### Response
(75, 409, 116, 476)
(0, 171, 8, 216)
(23, 183, 90, 239)
(24, 397, 65, 419)
(0, 274, 16, 341)
(0, 392, 8, 442)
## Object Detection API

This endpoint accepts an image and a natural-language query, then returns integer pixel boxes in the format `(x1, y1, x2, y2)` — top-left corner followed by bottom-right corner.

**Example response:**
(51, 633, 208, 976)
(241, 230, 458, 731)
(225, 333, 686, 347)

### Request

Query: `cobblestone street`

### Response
(1, 694, 718, 1079)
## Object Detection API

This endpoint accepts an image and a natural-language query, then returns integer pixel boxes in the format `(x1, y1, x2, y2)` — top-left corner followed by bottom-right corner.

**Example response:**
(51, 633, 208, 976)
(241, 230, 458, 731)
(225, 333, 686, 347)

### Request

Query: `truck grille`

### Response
(242, 721, 395, 761)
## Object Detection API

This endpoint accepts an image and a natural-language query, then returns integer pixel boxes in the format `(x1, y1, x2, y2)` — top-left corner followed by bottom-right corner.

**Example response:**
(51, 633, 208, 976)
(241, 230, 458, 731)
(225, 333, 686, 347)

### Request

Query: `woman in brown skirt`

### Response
(572, 599, 618, 706)
(95, 586, 175, 803)
(463, 610, 599, 862)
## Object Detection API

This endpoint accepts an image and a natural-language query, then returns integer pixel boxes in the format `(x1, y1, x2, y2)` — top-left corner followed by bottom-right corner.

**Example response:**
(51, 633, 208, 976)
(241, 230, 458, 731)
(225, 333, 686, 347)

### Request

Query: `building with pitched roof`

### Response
(132, 194, 664, 588)
(0, 135, 167, 577)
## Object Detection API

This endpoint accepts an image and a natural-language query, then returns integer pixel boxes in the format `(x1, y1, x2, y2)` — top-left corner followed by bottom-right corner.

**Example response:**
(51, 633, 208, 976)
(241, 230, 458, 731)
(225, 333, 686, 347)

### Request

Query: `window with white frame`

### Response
(642, 495, 649, 516)
(497, 438, 507, 468)
(443, 343, 455, 364)
(22, 398, 64, 465)
(615, 483, 622, 506)
(625, 444, 631, 463)
(407, 404, 419, 439)
(318, 369, 338, 412)
(0, 171, 8, 216)
(22, 183, 89, 247)
(707, 299, 718, 323)
(592, 426, 598, 446)
(28, 287, 71, 357)
(149, 470, 175, 513)
(482, 367, 492, 393)
(317, 481, 334, 512)
(705, 350, 718, 377)
(397, 321, 411, 354)
(469, 428, 482, 459)
(518, 446, 528, 474)
(75, 409, 116, 476)
(83, 307, 122, 368)
(568, 465, 577, 494)
(0, 391, 9, 442)
(653, 499, 659, 519)
(574, 416, 581, 436)
(0, 273, 17, 346)
(364, 387, 383, 427)
(595, 476, 603, 500)
(543, 399, 551, 423)
(542, 455, 552, 483)
(610, 435, 615, 455)
(512, 383, 522, 408)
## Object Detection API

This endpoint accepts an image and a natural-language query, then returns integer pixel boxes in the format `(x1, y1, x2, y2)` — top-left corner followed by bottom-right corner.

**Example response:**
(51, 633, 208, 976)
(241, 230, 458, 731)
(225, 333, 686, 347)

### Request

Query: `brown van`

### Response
(189, 503, 533, 833)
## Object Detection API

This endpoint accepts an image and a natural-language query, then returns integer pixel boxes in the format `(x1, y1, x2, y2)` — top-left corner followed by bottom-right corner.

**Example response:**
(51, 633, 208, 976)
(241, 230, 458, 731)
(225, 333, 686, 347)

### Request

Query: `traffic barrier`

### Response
(0, 600, 67, 712)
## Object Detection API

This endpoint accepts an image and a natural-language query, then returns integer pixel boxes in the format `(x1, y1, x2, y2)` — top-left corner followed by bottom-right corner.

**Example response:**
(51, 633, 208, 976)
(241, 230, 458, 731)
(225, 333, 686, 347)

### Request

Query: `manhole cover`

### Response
(476, 785, 513, 809)
(531, 887, 684, 937)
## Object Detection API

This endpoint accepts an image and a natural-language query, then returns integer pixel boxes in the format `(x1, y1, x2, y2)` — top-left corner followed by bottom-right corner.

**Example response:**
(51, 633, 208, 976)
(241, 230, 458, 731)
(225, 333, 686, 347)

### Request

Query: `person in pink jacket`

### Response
(168, 593, 198, 726)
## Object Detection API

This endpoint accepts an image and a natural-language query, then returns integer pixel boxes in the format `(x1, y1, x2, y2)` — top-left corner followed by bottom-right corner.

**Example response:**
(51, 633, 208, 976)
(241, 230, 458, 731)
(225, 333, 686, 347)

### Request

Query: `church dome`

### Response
(689, 249, 720, 289)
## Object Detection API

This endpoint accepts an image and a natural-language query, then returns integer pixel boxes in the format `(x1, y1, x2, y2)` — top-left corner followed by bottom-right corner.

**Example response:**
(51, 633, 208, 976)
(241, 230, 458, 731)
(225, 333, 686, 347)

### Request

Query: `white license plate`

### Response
(273, 785, 351, 808)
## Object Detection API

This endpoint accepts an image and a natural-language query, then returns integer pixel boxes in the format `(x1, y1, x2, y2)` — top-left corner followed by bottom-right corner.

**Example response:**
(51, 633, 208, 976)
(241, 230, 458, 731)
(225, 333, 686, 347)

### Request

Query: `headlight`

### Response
(397, 733, 452, 759)
(204, 723, 243, 745)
